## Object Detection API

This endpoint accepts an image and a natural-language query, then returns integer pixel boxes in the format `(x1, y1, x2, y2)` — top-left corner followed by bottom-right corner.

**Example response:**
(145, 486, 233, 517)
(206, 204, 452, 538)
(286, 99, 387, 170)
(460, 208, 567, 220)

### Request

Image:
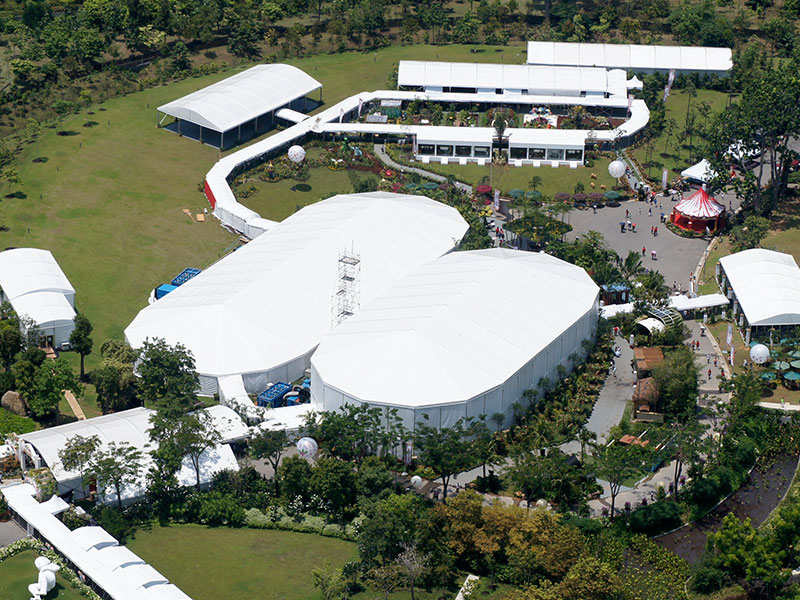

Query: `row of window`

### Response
(417, 144, 583, 161)
(509, 147, 583, 161)
(418, 144, 491, 157)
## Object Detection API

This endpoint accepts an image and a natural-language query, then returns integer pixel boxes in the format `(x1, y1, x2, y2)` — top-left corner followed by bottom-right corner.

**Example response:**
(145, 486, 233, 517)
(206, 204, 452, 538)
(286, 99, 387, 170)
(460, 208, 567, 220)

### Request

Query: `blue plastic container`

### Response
(155, 284, 178, 299)
(171, 268, 202, 287)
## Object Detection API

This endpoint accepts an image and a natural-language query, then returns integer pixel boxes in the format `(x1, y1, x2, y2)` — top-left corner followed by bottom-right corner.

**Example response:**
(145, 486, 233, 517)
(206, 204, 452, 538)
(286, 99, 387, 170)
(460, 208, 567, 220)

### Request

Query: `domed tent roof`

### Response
(674, 187, 724, 219)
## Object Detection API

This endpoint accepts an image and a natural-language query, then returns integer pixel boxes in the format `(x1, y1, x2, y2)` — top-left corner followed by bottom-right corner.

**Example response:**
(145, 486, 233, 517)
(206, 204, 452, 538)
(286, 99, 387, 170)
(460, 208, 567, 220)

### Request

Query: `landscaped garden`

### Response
(0, 550, 86, 600)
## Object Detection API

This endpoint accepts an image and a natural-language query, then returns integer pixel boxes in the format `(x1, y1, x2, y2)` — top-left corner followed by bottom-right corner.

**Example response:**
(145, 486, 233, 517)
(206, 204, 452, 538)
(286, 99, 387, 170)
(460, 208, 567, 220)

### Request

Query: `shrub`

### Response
(691, 563, 727, 593)
(0, 407, 35, 436)
(688, 477, 719, 508)
(94, 505, 135, 542)
(628, 500, 682, 534)
(197, 491, 245, 527)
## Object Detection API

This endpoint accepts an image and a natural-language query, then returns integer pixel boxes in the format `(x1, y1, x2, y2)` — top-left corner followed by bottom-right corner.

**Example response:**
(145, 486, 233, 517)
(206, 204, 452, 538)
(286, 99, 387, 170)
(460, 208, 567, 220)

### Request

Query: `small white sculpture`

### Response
(287, 145, 306, 163)
(29, 556, 60, 600)
(296, 437, 318, 458)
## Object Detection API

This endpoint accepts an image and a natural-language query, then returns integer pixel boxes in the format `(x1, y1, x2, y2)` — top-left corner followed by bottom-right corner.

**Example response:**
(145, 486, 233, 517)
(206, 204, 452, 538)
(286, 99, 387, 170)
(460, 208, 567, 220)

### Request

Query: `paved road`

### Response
(373, 145, 473, 195)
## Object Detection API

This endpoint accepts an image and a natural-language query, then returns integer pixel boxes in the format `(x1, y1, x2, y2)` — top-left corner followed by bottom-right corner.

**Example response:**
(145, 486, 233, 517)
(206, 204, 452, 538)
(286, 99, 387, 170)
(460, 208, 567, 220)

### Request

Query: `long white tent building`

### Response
(311, 249, 599, 430)
(526, 41, 732, 75)
(125, 192, 468, 396)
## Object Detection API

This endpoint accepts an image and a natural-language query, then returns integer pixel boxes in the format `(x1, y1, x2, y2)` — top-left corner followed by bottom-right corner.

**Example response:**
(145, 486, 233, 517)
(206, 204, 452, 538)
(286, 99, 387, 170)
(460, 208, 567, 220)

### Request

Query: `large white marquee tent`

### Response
(717, 249, 800, 330)
(125, 192, 469, 396)
(157, 64, 322, 149)
(0, 248, 77, 346)
(526, 42, 732, 75)
(311, 249, 599, 431)
(397, 60, 628, 98)
(19, 405, 248, 502)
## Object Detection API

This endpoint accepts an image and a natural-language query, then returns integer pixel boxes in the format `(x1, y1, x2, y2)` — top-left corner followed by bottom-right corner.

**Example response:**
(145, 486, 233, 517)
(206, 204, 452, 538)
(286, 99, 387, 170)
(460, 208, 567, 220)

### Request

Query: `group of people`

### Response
(649, 225, 659, 236)
(642, 246, 657, 260)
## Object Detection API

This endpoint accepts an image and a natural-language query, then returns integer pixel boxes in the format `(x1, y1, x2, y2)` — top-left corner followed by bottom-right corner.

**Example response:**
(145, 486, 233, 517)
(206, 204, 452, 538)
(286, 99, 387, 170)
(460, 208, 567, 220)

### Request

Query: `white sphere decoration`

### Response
(287, 145, 306, 163)
(608, 160, 627, 179)
(296, 437, 318, 458)
(536, 498, 548, 509)
(410, 475, 423, 488)
(750, 343, 770, 365)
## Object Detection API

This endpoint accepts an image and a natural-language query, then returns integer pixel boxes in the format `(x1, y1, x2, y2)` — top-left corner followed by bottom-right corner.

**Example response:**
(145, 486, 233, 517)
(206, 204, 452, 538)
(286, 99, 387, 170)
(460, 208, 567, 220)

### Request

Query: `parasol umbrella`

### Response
(791, 360, 800, 369)
(554, 192, 571, 201)
(774, 361, 791, 371)
(525, 190, 542, 200)
(438, 183, 452, 190)
(749, 341, 759, 347)
(783, 371, 800, 381)
(760, 372, 777, 380)
(572, 193, 587, 202)
(404, 183, 420, 191)
(475, 184, 492, 195)
(589, 192, 605, 202)
(508, 189, 524, 199)
(604, 190, 622, 200)
(789, 350, 800, 359)
(422, 181, 439, 190)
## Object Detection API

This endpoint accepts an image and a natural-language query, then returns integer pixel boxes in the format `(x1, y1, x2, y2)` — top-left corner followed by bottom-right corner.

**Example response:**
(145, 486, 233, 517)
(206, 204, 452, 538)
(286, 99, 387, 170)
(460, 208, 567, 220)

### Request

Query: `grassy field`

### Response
(0, 550, 85, 599)
(405, 156, 620, 198)
(631, 88, 731, 181)
(126, 524, 514, 600)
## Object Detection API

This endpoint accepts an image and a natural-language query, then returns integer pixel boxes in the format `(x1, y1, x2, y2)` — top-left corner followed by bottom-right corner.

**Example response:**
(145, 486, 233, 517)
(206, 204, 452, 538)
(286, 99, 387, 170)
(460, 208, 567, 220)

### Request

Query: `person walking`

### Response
(651, 250, 657, 260)
(642, 246, 646, 257)
(648, 207, 652, 217)
(650, 226, 654, 235)
(654, 226, 658, 236)
(708, 368, 712, 381)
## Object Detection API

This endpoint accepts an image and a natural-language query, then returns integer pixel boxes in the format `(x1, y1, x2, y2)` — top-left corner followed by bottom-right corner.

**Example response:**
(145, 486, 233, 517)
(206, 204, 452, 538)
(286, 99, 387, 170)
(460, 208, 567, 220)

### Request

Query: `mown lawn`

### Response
(126, 524, 514, 600)
(0, 550, 86, 600)
(631, 88, 731, 180)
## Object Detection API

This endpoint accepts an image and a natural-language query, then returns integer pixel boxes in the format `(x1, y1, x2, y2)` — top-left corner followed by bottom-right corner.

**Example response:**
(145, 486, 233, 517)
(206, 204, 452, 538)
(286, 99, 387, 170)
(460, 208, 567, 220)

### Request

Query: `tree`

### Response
(0, 305, 23, 370)
(312, 563, 346, 600)
(305, 403, 384, 468)
(529, 175, 542, 193)
(89, 441, 142, 509)
(670, 419, 708, 500)
(278, 455, 312, 502)
(249, 428, 287, 489)
(492, 108, 509, 140)
(630, 271, 669, 312)
(69, 314, 93, 380)
(707, 514, 787, 599)
(470, 414, 498, 479)
(58, 434, 100, 499)
(228, 19, 260, 58)
(706, 60, 800, 212)
(729, 216, 770, 252)
(557, 556, 622, 600)
(592, 442, 647, 519)
(619, 250, 645, 283)
(651, 346, 698, 421)
(413, 417, 475, 502)
(92, 339, 138, 414)
(27, 358, 82, 419)
(310, 457, 357, 517)
(365, 563, 401, 600)
(452, 11, 479, 43)
(577, 426, 597, 463)
(358, 493, 424, 566)
(395, 541, 429, 600)
(506, 449, 550, 509)
(137, 338, 198, 415)
(174, 411, 222, 489)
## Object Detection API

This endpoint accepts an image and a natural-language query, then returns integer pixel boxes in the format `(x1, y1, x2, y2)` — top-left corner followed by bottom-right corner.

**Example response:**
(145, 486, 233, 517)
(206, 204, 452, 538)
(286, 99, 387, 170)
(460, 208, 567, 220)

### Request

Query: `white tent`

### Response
(681, 159, 715, 184)
(718, 249, 800, 327)
(0, 248, 75, 305)
(311, 249, 599, 431)
(125, 192, 469, 395)
(397, 61, 627, 97)
(20, 405, 247, 501)
(10, 291, 76, 346)
(526, 42, 732, 74)
(158, 64, 321, 134)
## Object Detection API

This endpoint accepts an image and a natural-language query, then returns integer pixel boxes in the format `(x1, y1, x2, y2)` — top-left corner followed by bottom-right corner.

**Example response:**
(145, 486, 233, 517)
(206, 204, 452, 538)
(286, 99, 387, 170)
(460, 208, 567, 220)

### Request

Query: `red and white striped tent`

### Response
(671, 187, 725, 232)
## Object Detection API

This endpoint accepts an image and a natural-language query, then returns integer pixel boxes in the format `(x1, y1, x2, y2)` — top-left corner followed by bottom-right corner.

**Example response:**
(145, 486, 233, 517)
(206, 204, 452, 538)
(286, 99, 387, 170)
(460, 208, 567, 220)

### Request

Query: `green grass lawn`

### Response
(126, 525, 358, 600)
(0, 550, 85, 600)
(125, 524, 514, 600)
(631, 88, 731, 181)
(408, 155, 620, 198)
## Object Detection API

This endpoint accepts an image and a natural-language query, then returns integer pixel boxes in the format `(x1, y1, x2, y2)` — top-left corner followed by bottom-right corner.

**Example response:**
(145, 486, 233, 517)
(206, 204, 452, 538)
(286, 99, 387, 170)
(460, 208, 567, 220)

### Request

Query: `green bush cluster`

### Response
(627, 501, 682, 534)
(243, 507, 359, 541)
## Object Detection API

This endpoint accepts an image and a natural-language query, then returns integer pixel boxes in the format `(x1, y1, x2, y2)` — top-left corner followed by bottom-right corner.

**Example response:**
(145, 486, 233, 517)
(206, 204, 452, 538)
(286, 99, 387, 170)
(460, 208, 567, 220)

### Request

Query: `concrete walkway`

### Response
(0, 519, 26, 547)
(63, 390, 85, 420)
(373, 145, 473, 195)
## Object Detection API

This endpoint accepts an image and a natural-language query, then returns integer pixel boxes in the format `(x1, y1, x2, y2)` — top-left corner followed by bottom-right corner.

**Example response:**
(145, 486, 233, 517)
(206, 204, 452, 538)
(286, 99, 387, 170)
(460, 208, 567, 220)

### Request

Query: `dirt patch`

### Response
(657, 454, 798, 564)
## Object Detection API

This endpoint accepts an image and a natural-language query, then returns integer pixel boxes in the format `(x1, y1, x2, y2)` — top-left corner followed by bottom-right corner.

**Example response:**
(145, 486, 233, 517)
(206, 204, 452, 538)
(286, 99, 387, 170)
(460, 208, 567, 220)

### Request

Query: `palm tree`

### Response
(529, 175, 542, 192)
(578, 427, 597, 463)
(620, 250, 645, 283)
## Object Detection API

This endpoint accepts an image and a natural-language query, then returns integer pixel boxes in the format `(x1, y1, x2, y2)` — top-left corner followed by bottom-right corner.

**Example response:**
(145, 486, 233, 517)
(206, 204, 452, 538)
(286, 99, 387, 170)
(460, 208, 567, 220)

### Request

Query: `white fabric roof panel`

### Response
(0, 248, 75, 303)
(72, 526, 119, 551)
(397, 61, 616, 95)
(507, 128, 586, 148)
(10, 291, 76, 328)
(719, 249, 800, 327)
(526, 41, 733, 72)
(91, 546, 146, 571)
(20, 405, 245, 495)
(125, 193, 468, 382)
(158, 64, 322, 133)
(311, 249, 598, 409)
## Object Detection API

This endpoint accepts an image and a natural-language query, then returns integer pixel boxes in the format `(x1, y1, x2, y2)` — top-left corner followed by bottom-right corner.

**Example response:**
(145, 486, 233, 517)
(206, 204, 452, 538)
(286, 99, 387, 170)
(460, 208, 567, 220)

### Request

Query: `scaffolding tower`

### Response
(332, 246, 361, 327)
